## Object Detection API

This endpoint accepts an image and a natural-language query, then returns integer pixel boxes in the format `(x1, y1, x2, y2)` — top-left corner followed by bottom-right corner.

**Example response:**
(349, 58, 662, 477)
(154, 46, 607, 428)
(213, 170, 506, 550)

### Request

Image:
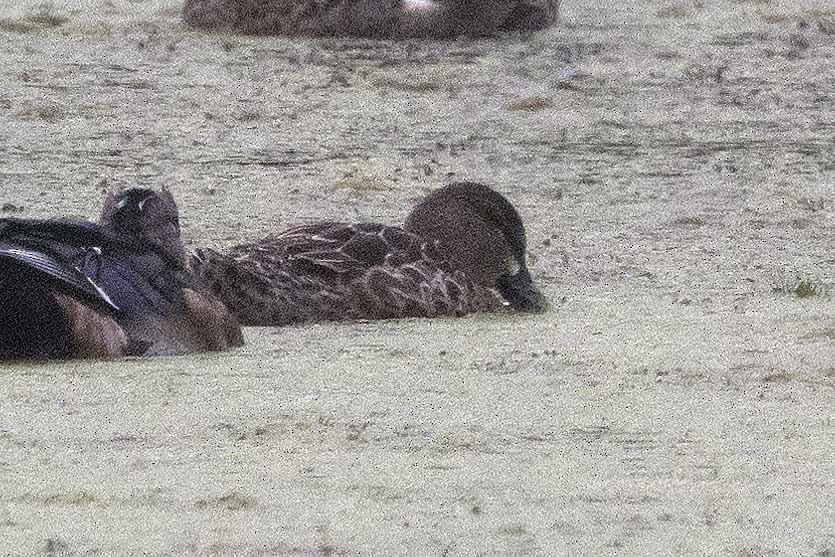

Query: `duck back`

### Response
(192, 221, 498, 326)
(182, 0, 560, 38)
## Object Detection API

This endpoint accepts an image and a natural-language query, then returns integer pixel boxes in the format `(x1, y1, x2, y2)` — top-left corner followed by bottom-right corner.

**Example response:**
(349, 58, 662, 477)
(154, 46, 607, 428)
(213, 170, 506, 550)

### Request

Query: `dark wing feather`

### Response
(0, 218, 128, 310)
(0, 217, 191, 316)
(0, 217, 124, 248)
(348, 243, 501, 320)
(79, 249, 189, 315)
(0, 243, 117, 309)
(228, 222, 422, 283)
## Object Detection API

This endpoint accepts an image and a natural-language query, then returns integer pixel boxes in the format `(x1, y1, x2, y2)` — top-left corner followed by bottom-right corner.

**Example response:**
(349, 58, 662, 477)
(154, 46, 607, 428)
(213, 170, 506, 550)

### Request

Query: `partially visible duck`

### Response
(192, 181, 548, 326)
(0, 188, 243, 360)
(182, 0, 560, 38)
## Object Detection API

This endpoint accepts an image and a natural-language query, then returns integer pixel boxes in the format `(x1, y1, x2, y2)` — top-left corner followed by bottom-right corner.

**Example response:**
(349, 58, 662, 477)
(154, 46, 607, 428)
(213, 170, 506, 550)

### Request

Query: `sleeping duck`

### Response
(182, 0, 560, 38)
(0, 188, 243, 360)
(192, 181, 548, 326)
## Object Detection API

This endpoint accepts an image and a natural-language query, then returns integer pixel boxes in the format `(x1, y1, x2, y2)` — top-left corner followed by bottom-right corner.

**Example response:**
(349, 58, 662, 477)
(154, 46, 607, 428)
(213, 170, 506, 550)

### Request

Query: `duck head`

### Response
(404, 181, 548, 313)
(100, 187, 185, 264)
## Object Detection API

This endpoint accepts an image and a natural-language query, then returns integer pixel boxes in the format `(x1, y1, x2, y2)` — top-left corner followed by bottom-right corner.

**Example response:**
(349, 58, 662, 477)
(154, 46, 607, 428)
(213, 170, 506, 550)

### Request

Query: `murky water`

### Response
(1, 0, 835, 554)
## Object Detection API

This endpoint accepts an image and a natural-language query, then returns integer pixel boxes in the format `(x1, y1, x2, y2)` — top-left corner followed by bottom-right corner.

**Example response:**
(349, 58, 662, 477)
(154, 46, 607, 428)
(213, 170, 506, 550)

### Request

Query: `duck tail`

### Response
(183, 0, 333, 36)
(501, 1, 561, 31)
(190, 247, 334, 326)
(190, 247, 273, 325)
(182, 0, 239, 32)
(190, 247, 231, 291)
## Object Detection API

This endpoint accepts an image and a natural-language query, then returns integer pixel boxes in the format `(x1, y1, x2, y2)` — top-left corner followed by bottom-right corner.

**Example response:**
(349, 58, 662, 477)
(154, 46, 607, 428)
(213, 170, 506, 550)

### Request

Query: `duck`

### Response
(182, 0, 560, 39)
(0, 188, 243, 361)
(191, 181, 548, 326)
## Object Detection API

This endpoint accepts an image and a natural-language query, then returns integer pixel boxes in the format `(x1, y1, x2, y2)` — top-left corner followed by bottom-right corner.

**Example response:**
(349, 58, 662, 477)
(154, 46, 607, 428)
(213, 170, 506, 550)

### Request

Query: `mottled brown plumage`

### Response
(182, 0, 560, 38)
(192, 182, 547, 326)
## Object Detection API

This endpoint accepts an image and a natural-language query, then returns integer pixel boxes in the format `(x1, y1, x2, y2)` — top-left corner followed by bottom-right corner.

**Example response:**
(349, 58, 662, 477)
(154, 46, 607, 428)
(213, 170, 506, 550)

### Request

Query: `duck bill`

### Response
(496, 268, 548, 313)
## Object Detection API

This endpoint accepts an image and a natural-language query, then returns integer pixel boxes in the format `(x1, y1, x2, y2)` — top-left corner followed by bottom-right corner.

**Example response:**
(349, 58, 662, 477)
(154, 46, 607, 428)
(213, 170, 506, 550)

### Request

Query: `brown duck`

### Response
(192, 181, 548, 326)
(0, 188, 243, 360)
(183, 0, 561, 39)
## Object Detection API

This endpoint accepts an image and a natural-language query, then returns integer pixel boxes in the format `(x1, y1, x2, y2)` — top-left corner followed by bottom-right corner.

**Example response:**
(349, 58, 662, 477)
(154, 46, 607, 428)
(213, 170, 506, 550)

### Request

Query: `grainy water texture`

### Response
(1, 0, 835, 555)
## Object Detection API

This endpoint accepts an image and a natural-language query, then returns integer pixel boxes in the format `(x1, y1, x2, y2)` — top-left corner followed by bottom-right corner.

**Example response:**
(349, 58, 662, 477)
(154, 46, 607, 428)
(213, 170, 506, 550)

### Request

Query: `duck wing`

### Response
(229, 222, 421, 283)
(0, 218, 190, 316)
(1, 217, 241, 359)
(192, 222, 425, 325)
(348, 239, 501, 320)
(193, 220, 501, 325)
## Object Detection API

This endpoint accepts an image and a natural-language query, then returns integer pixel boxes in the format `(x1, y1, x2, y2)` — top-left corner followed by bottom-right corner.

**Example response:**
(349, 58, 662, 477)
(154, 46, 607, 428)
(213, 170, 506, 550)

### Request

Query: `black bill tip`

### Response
(496, 267, 548, 314)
